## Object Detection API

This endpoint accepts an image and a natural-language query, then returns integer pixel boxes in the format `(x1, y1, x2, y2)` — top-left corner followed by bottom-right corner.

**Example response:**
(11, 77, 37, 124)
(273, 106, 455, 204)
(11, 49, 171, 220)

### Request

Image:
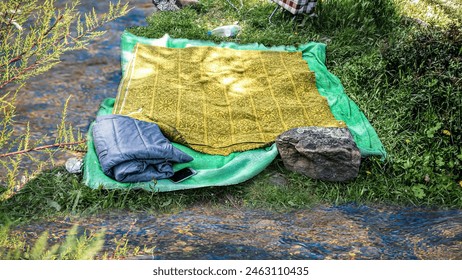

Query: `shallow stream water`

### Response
(15, 204, 462, 259)
(5, 0, 462, 260)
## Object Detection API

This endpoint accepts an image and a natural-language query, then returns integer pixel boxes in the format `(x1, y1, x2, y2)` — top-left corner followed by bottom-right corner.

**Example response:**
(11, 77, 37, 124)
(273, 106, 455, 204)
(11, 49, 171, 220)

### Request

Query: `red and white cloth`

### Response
(270, 0, 317, 15)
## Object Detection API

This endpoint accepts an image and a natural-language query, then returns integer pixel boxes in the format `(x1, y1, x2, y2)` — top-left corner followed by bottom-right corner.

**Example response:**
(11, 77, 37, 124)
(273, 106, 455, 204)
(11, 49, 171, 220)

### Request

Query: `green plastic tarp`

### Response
(83, 32, 386, 191)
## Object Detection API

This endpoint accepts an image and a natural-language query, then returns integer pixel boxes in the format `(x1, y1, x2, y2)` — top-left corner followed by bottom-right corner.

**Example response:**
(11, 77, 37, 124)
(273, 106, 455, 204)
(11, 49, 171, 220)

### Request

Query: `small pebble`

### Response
(65, 157, 83, 174)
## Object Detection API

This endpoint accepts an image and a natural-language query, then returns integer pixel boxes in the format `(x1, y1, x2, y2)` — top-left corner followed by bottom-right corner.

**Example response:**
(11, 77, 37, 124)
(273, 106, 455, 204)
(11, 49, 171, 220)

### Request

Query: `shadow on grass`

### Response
(0, 167, 246, 223)
(0, 160, 324, 223)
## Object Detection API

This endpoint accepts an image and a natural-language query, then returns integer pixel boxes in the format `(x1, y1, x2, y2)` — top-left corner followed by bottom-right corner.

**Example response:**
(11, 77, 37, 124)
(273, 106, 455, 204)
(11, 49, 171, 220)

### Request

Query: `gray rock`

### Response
(152, 0, 199, 11)
(176, 0, 199, 7)
(276, 127, 361, 182)
(152, 0, 179, 11)
(268, 172, 289, 187)
(65, 157, 83, 174)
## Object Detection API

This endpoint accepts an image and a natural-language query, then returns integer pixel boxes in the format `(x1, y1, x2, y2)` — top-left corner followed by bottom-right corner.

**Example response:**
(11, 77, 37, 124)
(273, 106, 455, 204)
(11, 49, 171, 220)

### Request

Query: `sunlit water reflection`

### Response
(14, 205, 462, 259)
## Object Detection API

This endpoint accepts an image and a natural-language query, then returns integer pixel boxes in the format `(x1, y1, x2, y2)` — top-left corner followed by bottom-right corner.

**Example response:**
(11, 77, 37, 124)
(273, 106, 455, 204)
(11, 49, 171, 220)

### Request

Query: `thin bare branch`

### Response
(0, 140, 86, 158)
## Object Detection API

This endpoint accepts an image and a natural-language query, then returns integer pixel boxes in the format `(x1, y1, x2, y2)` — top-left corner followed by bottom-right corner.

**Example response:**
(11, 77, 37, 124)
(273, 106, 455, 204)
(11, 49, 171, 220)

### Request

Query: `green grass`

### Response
(122, 0, 462, 208)
(1, 0, 462, 227)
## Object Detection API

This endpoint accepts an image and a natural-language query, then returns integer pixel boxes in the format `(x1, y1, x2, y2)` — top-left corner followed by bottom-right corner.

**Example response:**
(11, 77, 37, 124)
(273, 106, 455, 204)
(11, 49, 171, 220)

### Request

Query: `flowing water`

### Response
(5, 0, 462, 260)
(14, 204, 462, 260)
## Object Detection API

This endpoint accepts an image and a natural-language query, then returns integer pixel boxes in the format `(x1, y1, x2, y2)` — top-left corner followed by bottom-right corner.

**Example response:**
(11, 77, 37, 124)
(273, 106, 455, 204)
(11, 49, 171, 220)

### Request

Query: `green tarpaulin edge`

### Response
(83, 32, 387, 191)
(120, 32, 387, 158)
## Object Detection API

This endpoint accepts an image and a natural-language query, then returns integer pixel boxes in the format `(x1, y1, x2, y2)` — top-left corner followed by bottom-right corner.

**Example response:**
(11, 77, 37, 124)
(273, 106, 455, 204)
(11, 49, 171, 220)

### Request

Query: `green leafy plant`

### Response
(0, 223, 105, 260)
(0, 0, 130, 200)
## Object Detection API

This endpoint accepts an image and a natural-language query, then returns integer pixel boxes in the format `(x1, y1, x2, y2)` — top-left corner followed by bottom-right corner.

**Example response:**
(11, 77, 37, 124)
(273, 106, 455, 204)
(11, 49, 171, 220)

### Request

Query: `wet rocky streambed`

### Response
(13, 205, 462, 260)
(6, 0, 462, 259)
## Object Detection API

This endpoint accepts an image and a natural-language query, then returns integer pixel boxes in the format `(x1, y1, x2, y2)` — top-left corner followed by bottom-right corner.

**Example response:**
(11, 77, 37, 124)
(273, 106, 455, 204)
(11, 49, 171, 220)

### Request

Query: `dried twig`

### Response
(0, 139, 86, 158)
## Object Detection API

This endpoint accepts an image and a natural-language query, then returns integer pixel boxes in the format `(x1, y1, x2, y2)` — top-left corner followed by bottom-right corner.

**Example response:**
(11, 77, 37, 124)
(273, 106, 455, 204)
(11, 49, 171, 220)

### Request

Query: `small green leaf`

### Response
(160, 199, 172, 208)
(412, 185, 426, 199)
(29, 231, 49, 260)
(426, 122, 442, 138)
(47, 199, 61, 211)
(457, 152, 462, 161)
(436, 157, 445, 167)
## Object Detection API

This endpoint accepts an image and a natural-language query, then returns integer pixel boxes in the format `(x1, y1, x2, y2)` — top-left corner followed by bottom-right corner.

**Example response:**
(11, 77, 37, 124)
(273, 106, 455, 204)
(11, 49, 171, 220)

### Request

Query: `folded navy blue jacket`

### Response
(92, 114, 193, 183)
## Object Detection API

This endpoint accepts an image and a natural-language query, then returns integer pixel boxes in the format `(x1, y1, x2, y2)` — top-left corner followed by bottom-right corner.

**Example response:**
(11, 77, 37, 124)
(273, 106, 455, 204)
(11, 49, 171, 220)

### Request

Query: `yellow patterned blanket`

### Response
(113, 44, 344, 155)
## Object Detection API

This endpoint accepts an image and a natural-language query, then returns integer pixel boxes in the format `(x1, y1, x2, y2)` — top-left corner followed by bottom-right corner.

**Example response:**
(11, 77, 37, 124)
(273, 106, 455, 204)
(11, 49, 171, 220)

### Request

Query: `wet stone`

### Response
(276, 127, 361, 182)
(254, 219, 277, 229)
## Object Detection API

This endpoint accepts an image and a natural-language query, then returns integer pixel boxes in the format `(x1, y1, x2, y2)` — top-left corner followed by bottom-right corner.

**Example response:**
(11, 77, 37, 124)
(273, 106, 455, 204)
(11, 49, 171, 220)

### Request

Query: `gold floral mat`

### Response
(114, 44, 344, 155)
